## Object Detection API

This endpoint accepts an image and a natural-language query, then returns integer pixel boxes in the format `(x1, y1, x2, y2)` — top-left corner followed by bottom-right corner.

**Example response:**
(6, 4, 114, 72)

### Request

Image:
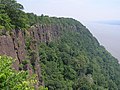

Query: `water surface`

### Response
(84, 22, 120, 62)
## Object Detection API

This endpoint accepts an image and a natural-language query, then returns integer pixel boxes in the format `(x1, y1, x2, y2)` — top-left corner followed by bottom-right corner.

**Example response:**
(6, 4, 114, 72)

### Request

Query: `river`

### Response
(84, 22, 120, 63)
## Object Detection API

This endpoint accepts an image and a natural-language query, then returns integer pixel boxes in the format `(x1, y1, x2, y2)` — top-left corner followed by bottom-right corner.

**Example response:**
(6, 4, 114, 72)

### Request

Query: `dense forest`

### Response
(0, 0, 120, 90)
(38, 18, 120, 90)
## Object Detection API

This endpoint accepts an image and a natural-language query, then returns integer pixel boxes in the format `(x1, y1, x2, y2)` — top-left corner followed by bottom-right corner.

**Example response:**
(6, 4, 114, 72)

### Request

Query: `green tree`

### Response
(0, 0, 29, 30)
(0, 55, 36, 90)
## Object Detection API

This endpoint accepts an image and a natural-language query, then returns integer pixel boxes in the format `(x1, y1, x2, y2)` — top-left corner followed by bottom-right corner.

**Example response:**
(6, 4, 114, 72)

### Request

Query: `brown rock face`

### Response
(0, 35, 17, 58)
(0, 35, 19, 70)
(29, 24, 61, 43)
(0, 24, 62, 86)
(0, 29, 27, 70)
(27, 24, 62, 86)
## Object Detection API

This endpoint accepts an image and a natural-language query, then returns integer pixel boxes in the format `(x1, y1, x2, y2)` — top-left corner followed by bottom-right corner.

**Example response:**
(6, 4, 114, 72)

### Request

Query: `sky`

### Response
(17, 0, 120, 61)
(17, 0, 120, 22)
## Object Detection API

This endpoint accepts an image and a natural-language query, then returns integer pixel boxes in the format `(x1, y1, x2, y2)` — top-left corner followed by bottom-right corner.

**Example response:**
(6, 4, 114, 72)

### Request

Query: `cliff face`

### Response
(1, 17, 120, 89)
(0, 30, 26, 70)
(0, 24, 62, 86)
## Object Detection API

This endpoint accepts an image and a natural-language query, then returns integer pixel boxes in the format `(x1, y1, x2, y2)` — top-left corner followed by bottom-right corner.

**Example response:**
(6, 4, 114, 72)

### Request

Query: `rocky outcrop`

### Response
(29, 24, 61, 43)
(26, 24, 62, 86)
(0, 35, 19, 70)
(0, 22, 78, 86)
(0, 30, 26, 70)
(0, 24, 63, 86)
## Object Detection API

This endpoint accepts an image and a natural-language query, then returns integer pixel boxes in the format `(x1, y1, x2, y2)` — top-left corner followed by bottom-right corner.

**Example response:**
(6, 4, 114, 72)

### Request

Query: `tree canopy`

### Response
(0, 55, 48, 90)
(0, 0, 29, 30)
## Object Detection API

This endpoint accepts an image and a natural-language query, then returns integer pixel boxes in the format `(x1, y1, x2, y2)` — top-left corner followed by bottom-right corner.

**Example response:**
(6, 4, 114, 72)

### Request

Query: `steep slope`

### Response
(37, 17, 120, 90)
(1, 0, 120, 89)
(0, 15, 120, 90)
(0, 14, 120, 89)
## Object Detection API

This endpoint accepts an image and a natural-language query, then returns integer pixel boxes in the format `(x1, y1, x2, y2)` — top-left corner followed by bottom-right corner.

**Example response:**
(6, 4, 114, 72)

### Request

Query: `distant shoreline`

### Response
(84, 22, 120, 63)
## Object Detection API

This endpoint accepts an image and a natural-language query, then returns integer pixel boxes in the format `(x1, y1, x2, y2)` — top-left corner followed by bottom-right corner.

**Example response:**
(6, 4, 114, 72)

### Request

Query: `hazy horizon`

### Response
(17, 0, 120, 62)
(85, 22, 120, 62)
(17, 0, 120, 22)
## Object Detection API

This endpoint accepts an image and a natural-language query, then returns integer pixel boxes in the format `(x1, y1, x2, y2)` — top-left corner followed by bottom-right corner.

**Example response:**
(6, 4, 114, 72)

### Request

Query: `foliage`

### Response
(0, 55, 45, 90)
(1, 0, 120, 89)
(0, 0, 29, 30)
(38, 18, 120, 90)
(0, 56, 36, 90)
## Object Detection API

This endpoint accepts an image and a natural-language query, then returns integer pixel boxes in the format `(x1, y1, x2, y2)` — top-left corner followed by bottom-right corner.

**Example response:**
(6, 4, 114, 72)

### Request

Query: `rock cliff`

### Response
(0, 23, 63, 86)
(1, 17, 120, 90)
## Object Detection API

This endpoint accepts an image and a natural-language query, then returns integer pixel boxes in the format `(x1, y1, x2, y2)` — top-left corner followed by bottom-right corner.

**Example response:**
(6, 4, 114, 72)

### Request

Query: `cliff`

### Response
(0, 23, 65, 86)
(1, 0, 120, 89)
(0, 17, 120, 89)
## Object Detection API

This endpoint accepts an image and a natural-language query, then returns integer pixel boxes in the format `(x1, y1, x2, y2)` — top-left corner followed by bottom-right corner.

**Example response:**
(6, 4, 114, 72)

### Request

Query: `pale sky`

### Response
(17, 0, 120, 22)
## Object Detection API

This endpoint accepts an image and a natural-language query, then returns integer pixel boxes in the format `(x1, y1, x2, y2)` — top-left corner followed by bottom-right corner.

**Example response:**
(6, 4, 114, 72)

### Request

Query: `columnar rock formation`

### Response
(0, 24, 63, 86)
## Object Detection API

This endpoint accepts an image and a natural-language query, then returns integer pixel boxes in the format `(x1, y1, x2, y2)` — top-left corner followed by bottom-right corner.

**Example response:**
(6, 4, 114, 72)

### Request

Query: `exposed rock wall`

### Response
(0, 24, 62, 86)
(29, 24, 61, 43)
(0, 30, 26, 70)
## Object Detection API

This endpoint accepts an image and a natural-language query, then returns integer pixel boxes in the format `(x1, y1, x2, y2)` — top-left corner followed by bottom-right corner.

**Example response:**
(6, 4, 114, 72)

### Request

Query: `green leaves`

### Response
(0, 0, 29, 31)
(37, 17, 120, 90)
(0, 56, 37, 90)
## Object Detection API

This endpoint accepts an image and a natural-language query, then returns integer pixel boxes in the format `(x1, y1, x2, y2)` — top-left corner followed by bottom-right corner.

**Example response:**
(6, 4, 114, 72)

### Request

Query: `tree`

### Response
(0, 0, 29, 30)
(0, 2, 13, 30)
(0, 55, 36, 90)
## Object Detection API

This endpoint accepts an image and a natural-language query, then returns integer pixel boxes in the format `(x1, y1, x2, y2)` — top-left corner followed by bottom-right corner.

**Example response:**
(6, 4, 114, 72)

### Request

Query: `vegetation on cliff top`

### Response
(37, 18, 120, 90)
(0, 0, 29, 30)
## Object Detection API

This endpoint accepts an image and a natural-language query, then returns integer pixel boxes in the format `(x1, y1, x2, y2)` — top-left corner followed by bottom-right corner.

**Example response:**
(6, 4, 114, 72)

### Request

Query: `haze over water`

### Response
(84, 22, 120, 63)
(17, 0, 120, 62)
